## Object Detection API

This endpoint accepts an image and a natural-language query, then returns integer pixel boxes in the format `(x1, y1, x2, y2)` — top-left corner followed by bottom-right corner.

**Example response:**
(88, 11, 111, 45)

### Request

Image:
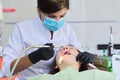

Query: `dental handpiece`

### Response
(88, 63, 97, 69)
(32, 45, 61, 48)
(8, 44, 61, 80)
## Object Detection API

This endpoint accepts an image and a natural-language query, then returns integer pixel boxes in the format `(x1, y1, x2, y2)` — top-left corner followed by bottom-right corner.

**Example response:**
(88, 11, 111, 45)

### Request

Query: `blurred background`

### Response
(0, 0, 120, 55)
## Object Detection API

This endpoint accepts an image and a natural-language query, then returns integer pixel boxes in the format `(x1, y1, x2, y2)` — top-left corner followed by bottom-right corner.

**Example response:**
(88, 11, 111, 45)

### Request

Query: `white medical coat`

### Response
(2, 17, 82, 80)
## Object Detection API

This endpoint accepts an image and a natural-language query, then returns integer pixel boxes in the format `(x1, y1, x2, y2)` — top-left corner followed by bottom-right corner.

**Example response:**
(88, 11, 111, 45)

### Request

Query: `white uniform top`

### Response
(2, 17, 82, 80)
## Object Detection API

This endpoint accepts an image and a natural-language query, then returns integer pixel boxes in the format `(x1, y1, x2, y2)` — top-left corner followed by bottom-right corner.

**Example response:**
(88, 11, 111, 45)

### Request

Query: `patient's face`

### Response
(56, 46, 80, 68)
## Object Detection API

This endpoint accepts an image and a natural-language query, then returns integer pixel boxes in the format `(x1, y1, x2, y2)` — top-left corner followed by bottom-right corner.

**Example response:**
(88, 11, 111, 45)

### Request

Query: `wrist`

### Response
(28, 51, 42, 64)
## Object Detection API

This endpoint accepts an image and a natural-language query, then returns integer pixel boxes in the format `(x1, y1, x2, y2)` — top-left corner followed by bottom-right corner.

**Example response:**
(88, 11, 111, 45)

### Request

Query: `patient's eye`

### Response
(69, 46, 74, 49)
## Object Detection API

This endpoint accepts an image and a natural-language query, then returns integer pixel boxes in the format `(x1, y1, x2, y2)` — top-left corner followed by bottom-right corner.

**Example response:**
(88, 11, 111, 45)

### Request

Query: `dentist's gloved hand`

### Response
(76, 51, 95, 64)
(28, 43, 54, 64)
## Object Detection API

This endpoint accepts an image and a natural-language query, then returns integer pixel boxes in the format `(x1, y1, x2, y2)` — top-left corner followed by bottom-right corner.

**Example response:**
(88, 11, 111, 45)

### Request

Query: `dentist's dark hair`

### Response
(37, 0, 69, 13)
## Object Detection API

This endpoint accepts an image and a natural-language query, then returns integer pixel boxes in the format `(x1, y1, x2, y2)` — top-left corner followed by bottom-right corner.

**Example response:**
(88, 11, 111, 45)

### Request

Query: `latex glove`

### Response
(28, 43, 54, 64)
(76, 51, 95, 64)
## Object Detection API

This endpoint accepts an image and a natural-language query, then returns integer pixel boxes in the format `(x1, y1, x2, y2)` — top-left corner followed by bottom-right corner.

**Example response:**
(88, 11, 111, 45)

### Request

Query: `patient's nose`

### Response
(62, 46, 69, 50)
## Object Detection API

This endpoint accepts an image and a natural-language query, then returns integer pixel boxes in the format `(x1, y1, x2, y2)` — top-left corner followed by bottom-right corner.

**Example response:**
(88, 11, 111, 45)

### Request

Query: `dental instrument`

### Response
(8, 44, 60, 80)
(108, 26, 114, 56)
(88, 63, 98, 69)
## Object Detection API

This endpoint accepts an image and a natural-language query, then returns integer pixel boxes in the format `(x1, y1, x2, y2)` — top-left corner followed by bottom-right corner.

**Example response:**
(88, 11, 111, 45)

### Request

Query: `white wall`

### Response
(1, 0, 120, 54)
(2, 0, 37, 23)
(67, 0, 120, 52)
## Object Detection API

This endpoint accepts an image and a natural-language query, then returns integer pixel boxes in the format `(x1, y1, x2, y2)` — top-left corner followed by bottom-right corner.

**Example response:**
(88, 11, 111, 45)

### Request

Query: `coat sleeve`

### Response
(2, 24, 24, 76)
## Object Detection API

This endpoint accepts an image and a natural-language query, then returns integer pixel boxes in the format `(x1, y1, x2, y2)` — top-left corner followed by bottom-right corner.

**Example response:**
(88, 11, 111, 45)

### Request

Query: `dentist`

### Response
(2, 0, 83, 80)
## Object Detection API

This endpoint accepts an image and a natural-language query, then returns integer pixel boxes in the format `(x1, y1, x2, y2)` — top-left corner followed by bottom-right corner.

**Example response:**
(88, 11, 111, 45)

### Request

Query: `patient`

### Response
(50, 45, 95, 74)
(27, 45, 96, 80)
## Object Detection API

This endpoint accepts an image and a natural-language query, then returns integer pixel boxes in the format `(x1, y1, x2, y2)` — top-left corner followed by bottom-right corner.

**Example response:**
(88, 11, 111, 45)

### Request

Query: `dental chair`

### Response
(112, 55, 120, 80)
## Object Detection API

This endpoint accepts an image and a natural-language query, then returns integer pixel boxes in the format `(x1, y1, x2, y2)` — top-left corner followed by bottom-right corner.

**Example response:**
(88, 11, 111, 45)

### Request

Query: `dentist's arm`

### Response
(10, 56, 32, 75)
(10, 43, 54, 74)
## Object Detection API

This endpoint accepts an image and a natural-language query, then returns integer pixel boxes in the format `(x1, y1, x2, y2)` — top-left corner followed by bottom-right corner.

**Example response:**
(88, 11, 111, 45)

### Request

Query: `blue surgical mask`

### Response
(43, 17, 65, 31)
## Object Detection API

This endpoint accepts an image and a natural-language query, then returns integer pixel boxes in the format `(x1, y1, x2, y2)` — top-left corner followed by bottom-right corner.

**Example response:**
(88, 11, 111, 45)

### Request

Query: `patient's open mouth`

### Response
(63, 51, 76, 57)
(63, 51, 71, 55)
